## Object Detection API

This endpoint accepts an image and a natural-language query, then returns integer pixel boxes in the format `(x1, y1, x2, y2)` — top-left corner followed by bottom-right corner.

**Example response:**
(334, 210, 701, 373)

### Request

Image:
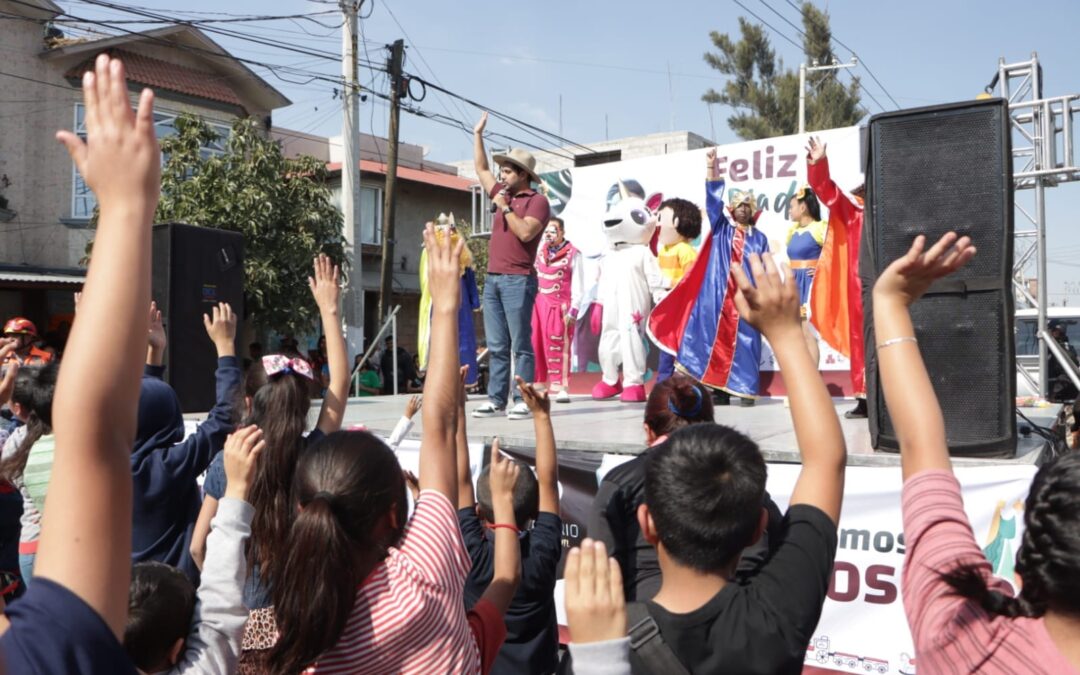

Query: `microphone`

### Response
(490, 184, 509, 213)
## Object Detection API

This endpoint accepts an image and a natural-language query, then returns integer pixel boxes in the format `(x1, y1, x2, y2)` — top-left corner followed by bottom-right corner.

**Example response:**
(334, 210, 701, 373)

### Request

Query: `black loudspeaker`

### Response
(863, 99, 1015, 457)
(152, 224, 244, 413)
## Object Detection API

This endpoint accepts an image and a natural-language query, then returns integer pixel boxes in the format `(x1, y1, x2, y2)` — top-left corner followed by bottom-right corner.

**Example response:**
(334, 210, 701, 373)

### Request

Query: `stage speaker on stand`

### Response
(152, 223, 244, 413)
(862, 99, 1016, 457)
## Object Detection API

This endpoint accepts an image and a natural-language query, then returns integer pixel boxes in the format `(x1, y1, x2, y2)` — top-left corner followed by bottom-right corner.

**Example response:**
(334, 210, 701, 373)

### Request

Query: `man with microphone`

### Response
(472, 112, 551, 420)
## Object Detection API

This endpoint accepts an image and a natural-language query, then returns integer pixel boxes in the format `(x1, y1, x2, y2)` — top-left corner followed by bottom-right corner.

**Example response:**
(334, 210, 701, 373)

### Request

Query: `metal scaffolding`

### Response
(990, 52, 1080, 396)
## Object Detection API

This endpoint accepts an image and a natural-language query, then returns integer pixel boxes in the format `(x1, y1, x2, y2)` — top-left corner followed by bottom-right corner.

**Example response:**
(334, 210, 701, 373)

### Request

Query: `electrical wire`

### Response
(730, 0, 803, 51)
(780, 0, 900, 109)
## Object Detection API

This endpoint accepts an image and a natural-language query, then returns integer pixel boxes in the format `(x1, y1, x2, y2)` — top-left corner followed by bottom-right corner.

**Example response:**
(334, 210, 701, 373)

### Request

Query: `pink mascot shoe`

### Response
(619, 384, 647, 403)
(591, 379, 623, 400)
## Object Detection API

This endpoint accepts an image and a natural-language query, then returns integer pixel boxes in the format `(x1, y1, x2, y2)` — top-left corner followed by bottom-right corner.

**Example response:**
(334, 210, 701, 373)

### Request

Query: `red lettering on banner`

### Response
(730, 159, 749, 182)
(827, 562, 899, 605)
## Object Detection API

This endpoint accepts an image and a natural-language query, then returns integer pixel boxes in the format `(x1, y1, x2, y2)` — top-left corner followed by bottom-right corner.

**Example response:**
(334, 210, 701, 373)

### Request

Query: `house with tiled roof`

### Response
(0, 0, 289, 333)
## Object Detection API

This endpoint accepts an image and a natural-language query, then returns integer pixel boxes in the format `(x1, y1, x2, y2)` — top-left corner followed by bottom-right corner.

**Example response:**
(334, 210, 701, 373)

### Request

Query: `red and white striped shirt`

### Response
(901, 470, 1080, 675)
(306, 490, 480, 674)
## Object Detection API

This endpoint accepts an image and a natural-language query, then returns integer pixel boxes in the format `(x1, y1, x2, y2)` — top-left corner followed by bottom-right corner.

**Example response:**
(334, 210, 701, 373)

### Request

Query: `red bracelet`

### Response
(488, 523, 520, 534)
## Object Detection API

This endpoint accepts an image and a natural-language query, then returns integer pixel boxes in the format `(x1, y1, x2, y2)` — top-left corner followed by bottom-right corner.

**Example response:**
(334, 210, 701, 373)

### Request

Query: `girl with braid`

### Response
(874, 231, 1080, 674)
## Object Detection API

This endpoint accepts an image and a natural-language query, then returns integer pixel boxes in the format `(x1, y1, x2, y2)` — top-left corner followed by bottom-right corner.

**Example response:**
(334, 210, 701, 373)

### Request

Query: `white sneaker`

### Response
(554, 389, 571, 404)
(472, 402, 504, 418)
(507, 402, 532, 420)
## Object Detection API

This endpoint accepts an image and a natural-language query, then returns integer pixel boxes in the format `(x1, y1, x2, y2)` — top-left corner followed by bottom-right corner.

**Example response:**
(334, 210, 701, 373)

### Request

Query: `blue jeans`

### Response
(483, 273, 538, 408)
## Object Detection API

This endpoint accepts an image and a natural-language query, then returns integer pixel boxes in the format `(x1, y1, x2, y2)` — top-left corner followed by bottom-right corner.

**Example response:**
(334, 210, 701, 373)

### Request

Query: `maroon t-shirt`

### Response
(487, 182, 550, 275)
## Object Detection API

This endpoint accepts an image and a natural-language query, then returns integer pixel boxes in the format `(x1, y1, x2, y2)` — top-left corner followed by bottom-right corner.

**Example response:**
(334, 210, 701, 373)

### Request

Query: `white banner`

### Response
(545, 127, 864, 372)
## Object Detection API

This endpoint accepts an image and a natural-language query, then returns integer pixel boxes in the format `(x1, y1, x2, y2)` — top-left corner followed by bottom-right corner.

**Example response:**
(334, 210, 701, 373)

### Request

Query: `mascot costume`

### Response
(417, 213, 480, 385)
(591, 182, 665, 402)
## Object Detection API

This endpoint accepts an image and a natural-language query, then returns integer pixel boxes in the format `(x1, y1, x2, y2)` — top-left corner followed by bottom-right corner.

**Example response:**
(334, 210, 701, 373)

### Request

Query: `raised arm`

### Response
(517, 377, 558, 514)
(473, 112, 497, 195)
(35, 54, 161, 637)
(873, 233, 976, 480)
(733, 253, 847, 524)
(456, 367, 475, 509)
(312, 254, 349, 435)
(806, 137, 859, 225)
(479, 438, 522, 615)
(704, 148, 728, 230)
(419, 223, 465, 497)
(147, 301, 166, 367)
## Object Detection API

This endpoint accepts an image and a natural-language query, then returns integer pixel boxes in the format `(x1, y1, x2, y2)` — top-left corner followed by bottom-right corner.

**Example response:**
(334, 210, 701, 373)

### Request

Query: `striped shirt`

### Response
(307, 489, 480, 674)
(901, 470, 1079, 674)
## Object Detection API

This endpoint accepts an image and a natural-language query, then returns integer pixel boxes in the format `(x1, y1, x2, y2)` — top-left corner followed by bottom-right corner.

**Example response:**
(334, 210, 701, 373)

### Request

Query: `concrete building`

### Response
(0, 0, 289, 340)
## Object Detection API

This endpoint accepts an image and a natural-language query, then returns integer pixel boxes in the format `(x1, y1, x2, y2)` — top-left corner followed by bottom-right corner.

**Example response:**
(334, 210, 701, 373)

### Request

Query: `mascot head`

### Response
(602, 181, 656, 248)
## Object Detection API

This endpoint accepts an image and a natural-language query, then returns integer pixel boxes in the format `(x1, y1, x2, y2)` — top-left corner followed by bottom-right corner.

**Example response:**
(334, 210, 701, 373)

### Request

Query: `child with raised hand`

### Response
(268, 223, 482, 674)
(132, 300, 240, 582)
(628, 251, 846, 674)
(467, 437, 523, 675)
(0, 53, 159, 672)
(190, 254, 349, 662)
(458, 375, 562, 674)
(563, 539, 629, 675)
(386, 394, 421, 450)
(875, 233, 1080, 674)
(125, 425, 264, 674)
(0, 360, 59, 584)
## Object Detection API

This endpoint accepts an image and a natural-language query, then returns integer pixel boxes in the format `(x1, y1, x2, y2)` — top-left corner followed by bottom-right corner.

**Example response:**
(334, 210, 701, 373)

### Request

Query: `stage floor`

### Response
(341, 394, 1050, 467)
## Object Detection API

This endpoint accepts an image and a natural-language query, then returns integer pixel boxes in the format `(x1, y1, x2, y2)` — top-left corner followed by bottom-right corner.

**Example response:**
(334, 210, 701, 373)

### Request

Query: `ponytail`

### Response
(942, 451, 1080, 618)
(270, 496, 357, 675)
(0, 363, 58, 482)
(269, 431, 406, 674)
(644, 373, 715, 438)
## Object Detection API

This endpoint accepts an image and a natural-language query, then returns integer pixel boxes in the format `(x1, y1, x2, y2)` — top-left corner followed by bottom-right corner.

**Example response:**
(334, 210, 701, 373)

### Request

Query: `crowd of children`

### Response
(0, 54, 1076, 675)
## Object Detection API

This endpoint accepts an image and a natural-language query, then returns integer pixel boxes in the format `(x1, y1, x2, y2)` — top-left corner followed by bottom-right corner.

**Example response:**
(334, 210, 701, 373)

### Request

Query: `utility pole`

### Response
(378, 39, 405, 325)
(798, 57, 857, 133)
(340, 0, 364, 356)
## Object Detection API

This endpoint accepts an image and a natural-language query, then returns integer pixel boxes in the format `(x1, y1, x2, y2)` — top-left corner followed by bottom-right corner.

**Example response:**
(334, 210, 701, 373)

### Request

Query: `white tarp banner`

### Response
(383, 432, 1035, 675)
(544, 126, 864, 372)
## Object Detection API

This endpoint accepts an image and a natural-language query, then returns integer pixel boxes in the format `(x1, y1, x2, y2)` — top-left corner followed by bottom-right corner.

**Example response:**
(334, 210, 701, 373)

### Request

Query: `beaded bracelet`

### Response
(877, 336, 918, 349)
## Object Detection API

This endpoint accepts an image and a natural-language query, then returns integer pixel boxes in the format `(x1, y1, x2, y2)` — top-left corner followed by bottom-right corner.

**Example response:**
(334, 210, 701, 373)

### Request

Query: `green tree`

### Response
(154, 114, 347, 335)
(703, 2, 864, 140)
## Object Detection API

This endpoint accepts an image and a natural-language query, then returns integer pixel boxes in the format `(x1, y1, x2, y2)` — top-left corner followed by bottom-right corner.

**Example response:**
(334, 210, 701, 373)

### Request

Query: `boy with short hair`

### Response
(459, 375, 562, 674)
(632, 252, 846, 674)
(124, 425, 263, 674)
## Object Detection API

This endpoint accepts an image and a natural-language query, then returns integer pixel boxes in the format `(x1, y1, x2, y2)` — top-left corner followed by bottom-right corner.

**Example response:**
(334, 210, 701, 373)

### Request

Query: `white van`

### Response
(1015, 307, 1080, 397)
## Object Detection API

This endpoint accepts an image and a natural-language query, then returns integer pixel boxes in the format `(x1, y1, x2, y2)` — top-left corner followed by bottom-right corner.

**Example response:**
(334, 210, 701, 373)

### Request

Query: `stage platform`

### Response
(340, 394, 1051, 468)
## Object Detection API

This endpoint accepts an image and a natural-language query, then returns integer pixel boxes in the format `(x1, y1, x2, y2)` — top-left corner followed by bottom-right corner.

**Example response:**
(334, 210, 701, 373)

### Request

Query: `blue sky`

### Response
(63, 0, 1080, 301)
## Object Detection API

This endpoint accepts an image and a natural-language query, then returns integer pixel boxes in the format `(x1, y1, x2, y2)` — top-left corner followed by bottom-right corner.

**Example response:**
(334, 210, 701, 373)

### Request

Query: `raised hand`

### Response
(564, 539, 627, 644)
(404, 394, 423, 420)
(308, 253, 341, 315)
(55, 54, 160, 218)
(0, 340, 18, 406)
(873, 232, 976, 307)
(706, 147, 719, 180)
(488, 437, 521, 507)
(806, 136, 827, 163)
(223, 425, 265, 502)
(403, 470, 421, 501)
(422, 222, 465, 314)
(473, 111, 488, 136)
(731, 253, 801, 341)
(148, 301, 166, 352)
(202, 302, 237, 356)
(515, 376, 551, 416)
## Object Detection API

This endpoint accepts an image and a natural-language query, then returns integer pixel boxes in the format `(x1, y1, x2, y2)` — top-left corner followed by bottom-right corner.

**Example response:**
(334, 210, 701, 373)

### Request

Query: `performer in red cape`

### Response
(648, 148, 769, 406)
(805, 136, 867, 418)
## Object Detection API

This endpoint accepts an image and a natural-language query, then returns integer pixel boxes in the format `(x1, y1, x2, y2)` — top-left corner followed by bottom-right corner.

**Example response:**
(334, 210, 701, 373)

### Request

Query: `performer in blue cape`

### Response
(648, 148, 769, 404)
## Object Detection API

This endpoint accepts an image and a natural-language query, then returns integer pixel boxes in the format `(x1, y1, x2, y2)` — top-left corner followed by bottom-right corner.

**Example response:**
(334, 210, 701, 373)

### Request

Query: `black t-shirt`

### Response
(1, 577, 137, 674)
(632, 504, 838, 675)
(460, 508, 563, 675)
(588, 452, 784, 602)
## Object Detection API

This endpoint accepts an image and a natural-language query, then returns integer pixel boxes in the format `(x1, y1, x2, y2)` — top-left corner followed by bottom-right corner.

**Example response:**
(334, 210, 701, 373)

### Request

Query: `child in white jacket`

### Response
(125, 426, 265, 674)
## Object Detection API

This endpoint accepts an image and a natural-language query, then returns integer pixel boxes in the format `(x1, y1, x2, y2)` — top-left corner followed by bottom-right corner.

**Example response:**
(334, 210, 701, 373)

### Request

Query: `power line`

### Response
(780, 0, 900, 109)
(730, 0, 803, 51)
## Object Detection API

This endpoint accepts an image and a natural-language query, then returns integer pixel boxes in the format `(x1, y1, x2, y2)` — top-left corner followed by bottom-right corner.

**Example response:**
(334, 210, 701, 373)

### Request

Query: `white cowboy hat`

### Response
(492, 148, 541, 184)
